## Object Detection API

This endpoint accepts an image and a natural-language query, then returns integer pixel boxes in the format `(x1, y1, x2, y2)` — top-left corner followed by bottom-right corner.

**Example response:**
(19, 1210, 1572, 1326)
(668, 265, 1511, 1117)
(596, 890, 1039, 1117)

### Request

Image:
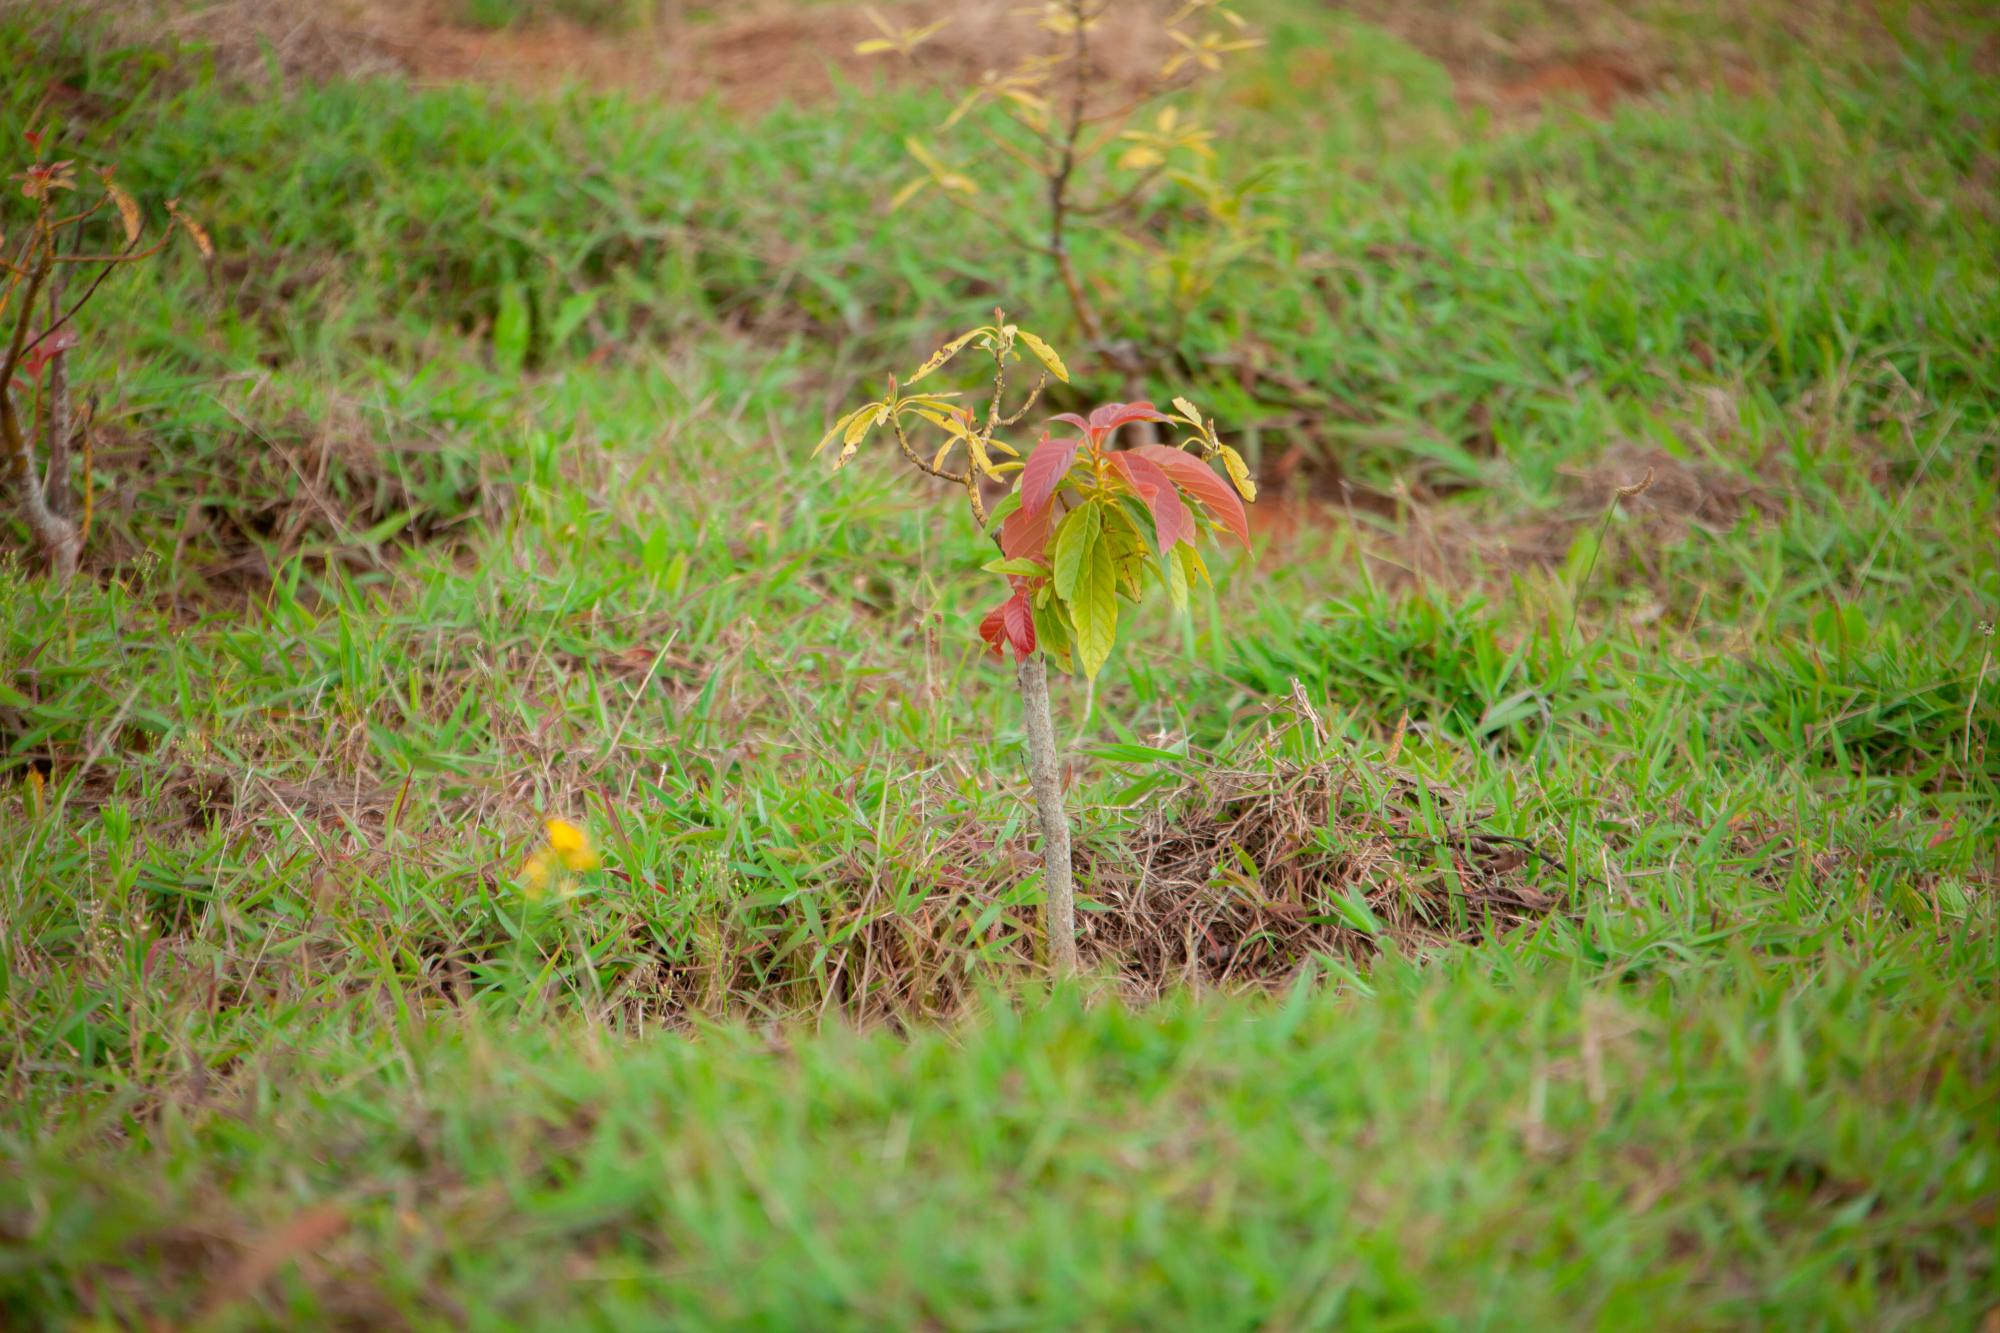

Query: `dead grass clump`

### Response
(1088, 758, 1569, 988)
(25, 0, 405, 87)
(1562, 442, 1773, 534)
(87, 403, 490, 596)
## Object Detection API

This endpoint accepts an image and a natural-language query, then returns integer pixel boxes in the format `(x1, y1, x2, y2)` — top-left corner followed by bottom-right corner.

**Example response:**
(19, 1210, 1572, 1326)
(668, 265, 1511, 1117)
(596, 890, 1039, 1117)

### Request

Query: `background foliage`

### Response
(1, 0, 1995, 1325)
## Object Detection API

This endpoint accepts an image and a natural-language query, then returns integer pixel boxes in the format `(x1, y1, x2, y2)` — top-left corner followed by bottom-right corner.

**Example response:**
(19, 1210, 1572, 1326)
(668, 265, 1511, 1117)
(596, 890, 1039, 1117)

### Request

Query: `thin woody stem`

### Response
(888, 408, 972, 486)
(1017, 651, 1077, 975)
(1047, 0, 1105, 346)
(43, 244, 71, 520)
(997, 373, 1049, 427)
(1071, 162, 1169, 218)
(21, 233, 165, 368)
(1, 224, 82, 582)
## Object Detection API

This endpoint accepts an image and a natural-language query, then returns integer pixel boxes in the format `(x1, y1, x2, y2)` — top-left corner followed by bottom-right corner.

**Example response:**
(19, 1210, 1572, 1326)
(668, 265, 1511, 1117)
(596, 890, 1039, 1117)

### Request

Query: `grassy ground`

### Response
(2, 1, 1996, 1327)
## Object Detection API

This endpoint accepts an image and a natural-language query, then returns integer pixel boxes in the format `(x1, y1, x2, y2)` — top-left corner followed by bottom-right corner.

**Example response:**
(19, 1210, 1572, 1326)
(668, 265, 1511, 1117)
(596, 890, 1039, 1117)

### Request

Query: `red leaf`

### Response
(1002, 593, 1036, 659)
(1053, 402, 1172, 448)
(1000, 500, 1052, 560)
(1087, 401, 1169, 436)
(1133, 446, 1251, 548)
(1017, 434, 1082, 522)
(978, 601, 1009, 657)
(19, 327, 78, 380)
(979, 592, 1036, 660)
(1109, 452, 1195, 551)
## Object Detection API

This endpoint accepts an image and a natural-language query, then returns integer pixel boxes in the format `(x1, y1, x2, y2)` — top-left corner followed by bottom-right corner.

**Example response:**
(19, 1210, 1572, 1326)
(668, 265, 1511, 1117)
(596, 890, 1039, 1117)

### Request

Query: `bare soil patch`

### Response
(84, 0, 1176, 111)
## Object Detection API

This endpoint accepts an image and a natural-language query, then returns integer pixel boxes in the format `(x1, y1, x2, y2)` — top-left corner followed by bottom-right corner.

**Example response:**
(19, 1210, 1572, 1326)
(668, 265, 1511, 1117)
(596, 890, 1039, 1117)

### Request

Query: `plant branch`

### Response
(1047, 0, 1105, 345)
(42, 250, 71, 520)
(1, 212, 83, 582)
(20, 237, 156, 369)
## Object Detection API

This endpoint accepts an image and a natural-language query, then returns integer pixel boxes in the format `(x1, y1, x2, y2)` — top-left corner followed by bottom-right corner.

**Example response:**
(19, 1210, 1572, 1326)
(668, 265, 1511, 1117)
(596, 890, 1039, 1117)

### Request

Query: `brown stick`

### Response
(42, 252, 71, 520)
(1047, 0, 1104, 346)
(1017, 651, 1077, 975)
(1, 223, 81, 583)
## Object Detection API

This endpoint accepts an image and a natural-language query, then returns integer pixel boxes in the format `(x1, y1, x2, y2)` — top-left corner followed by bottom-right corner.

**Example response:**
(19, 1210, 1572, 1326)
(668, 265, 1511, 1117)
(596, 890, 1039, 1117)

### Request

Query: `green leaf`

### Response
(1051, 501, 1102, 601)
(1166, 542, 1189, 611)
(1108, 771, 1176, 806)
(1031, 597, 1072, 668)
(1089, 742, 1187, 764)
(982, 557, 1046, 578)
(493, 281, 530, 374)
(1307, 886, 1383, 937)
(1175, 543, 1210, 590)
(357, 508, 419, 546)
(1070, 538, 1119, 679)
(1101, 521, 1149, 601)
(1111, 493, 1158, 552)
(549, 290, 600, 350)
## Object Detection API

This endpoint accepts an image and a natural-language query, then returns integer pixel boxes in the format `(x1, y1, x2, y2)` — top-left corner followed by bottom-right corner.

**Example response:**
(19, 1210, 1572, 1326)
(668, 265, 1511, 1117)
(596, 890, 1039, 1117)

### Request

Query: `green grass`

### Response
(2, 1, 1997, 1326)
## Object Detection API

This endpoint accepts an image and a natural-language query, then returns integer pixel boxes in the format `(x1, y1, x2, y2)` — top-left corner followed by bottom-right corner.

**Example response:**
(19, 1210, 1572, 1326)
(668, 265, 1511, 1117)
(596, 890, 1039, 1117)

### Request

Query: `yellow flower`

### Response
(545, 818, 600, 872)
(520, 851, 553, 897)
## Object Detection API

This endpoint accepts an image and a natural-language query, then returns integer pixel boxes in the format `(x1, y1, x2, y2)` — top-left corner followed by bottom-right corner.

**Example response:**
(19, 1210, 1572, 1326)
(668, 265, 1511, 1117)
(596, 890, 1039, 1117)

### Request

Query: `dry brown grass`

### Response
(1088, 753, 1570, 991)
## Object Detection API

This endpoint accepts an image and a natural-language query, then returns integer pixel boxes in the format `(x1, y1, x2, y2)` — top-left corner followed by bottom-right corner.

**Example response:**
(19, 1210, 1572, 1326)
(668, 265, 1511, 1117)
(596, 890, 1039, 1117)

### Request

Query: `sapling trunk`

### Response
(1016, 650, 1077, 975)
(815, 320, 1252, 977)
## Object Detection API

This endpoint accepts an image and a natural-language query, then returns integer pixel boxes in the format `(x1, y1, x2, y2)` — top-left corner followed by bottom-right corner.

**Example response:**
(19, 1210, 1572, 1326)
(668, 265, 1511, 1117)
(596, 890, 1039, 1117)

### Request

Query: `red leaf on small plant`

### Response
(1000, 499, 1052, 560)
(1133, 445, 1252, 548)
(979, 591, 1037, 660)
(1018, 434, 1082, 522)
(979, 601, 1009, 656)
(1088, 400, 1169, 436)
(1051, 402, 1171, 448)
(1002, 592, 1036, 659)
(18, 328, 78, 380)
(1110, 451, 1195, 551)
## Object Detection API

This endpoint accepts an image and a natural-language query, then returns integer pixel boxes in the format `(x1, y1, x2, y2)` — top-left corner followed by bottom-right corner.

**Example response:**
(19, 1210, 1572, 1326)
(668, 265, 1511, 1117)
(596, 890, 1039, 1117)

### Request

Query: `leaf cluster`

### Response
(812, 315, 1070, 526)
(817, 319, 1255, 680)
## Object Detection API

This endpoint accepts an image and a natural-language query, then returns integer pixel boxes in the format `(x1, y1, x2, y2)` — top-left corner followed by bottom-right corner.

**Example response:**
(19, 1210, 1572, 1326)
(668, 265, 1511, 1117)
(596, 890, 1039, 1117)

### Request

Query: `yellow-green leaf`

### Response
(967, 433, 1003, 480)
(1070, 539, 1119, 679)
(1219, 445, 1258, 502)
(1176, 543, 1210, 591)
(813, 403, 877, 459)
(911, 407, 975, 439)
(1014, 329, 1070, 383)
(908, 330, 984, 383)
(845, 402, 887, 446)
(887, 177, 928, 211)
(1031, 598, 1072, 669)
(1052, 502, 1102, 601)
